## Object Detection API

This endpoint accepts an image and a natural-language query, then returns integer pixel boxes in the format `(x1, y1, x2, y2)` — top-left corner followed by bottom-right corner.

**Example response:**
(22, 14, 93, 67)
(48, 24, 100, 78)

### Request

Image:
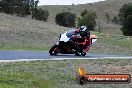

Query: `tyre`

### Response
(75, 51, 80, 56)
(81, 52, 86, 56)
(49, 45, 59, 55)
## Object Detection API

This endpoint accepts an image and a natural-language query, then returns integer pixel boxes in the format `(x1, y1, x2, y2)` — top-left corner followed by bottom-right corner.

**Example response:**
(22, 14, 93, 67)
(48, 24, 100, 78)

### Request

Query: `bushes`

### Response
(0, 0, 31, 16)
(118, 3, 132, 36)
(121, 15, 132, 36)
(0, 1, 2, 12)
(0, 0, 49, 22)
(33, 8, 49, 21)
(112, 16, 119, 24)
(55, 12, 76, 27)
(78, 9, 97, 31)
(55, 10, 97, 30)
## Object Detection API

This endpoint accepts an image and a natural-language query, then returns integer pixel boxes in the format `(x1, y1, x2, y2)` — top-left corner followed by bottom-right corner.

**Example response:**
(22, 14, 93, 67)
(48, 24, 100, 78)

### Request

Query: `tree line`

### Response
(0, 0, 131, 36)
(119, 3, 132, 36)
(55, 10, 97, 31)
(0, 0, 49, 21)
(55, 3, 132, 36)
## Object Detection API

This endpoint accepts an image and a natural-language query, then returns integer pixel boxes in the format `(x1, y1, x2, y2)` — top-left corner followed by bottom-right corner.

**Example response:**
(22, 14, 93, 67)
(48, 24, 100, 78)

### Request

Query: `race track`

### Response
(0, 50, 132, 62)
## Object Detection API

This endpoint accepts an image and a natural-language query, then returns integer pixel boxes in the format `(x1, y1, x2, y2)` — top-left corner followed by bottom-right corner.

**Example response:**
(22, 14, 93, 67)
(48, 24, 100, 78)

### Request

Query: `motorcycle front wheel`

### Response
(75, 51, 86, 56)
(49, 45, 59, 55)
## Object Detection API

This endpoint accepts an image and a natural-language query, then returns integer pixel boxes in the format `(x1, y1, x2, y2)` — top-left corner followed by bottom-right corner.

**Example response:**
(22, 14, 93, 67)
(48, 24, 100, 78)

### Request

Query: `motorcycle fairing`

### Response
(59, 32, 70, 42)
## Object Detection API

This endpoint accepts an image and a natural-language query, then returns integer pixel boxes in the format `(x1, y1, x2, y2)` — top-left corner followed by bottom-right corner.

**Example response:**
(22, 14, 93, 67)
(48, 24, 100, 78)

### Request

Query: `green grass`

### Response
(0, 44, 50, 51)
(0, 59, 132, 88)
(89, 32, 132, 55)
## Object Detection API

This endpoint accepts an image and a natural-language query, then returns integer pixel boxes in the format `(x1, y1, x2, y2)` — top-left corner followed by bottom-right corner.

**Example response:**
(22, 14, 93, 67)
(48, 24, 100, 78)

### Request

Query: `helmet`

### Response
(79, 26, 87, 37)
(79, 26, 87, 32)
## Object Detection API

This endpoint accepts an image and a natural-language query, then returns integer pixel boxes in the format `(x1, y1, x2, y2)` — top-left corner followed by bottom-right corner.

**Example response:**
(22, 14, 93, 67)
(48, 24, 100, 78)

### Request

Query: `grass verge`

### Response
(89, 32, 132, 55)
(0, 32, 132, 56)
(0, 44, 50, 51)
(0, 59, 132, 88)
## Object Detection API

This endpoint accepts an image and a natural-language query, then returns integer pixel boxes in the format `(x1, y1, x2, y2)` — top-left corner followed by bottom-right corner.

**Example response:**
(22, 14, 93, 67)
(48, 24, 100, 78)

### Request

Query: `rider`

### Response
(71, 26, 90, 53)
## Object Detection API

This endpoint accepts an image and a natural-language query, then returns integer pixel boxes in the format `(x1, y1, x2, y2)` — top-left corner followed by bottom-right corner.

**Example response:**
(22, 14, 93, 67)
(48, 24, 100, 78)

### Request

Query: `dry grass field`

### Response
(0, 13, 67, 50)
(0, 0, 132, 88)
(0, 59, 131, 88)
(0, 0, 132, 54)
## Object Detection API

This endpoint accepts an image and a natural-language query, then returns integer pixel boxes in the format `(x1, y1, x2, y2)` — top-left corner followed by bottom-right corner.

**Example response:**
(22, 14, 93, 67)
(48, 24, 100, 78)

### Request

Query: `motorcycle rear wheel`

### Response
(81, 52, 86, 56)
(75, 51, 80, 56)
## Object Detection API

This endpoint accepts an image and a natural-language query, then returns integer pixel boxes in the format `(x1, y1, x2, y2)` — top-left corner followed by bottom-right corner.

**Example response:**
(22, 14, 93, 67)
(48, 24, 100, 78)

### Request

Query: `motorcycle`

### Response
(49, 29, 97, 56)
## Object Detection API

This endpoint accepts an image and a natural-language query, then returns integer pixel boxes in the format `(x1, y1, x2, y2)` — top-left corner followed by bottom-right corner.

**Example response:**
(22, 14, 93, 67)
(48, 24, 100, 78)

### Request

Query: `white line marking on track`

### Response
(0, 56, 132, 62)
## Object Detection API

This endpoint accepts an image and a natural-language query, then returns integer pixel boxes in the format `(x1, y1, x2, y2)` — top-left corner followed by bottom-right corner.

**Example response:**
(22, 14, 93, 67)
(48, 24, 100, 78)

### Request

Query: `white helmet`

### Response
(80, 26, 87, 32)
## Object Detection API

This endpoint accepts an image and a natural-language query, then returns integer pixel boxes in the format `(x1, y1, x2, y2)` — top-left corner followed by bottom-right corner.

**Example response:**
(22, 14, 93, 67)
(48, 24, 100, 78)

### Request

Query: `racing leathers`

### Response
(70, 29, 90, 53)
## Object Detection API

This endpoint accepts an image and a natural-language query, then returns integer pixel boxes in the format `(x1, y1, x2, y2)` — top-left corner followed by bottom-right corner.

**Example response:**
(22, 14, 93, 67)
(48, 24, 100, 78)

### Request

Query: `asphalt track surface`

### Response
(0, 50, 132, 62)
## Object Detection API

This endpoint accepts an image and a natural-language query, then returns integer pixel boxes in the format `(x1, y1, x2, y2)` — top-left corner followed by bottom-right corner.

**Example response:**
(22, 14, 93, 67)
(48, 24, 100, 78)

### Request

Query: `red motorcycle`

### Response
(49, 30, 97, 56)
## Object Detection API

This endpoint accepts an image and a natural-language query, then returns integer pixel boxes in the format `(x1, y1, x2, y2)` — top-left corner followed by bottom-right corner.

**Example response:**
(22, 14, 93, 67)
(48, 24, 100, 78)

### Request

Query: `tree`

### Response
(0, 0, 40, 16)
(78, 10, 97, 31)
(0, 0, 3, 12)
(30, 0, 39, 18)
(55, 12, 76, 27)
(118, 3, 132, 36)
(112, 16, 119, 24)
(81, 9, 88, 17)
(1, 0, 12, 14)
(33, 8, 49, 21)
(106, 13, 111, 23)
(0, 0, 49, 21)
(1, 0, 31, 16)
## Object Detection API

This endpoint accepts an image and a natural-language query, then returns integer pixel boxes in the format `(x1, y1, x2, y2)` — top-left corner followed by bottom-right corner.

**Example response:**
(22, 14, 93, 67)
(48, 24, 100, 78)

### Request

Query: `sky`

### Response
(38, 0, 105, 5)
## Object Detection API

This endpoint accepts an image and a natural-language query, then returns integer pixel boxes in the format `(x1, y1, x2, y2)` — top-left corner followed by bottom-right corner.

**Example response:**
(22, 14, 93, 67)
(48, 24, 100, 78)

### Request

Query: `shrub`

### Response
(78, 10, 97, 31)
(33, 8, 49, 21)
(1, 0, 31, 16)
(118, 3, 132, 36)
(112, 16, 119, 24)
(55, 12, 76, 27)
(105, 13, 111, 23)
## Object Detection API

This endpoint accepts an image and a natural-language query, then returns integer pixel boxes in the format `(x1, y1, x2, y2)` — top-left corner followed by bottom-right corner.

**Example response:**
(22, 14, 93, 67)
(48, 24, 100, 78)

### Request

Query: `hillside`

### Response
(0, 13, 67, 50)
(40, 0, 132, 18)
(40, 0, 132, 34)
(0, 0, 132, 55)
